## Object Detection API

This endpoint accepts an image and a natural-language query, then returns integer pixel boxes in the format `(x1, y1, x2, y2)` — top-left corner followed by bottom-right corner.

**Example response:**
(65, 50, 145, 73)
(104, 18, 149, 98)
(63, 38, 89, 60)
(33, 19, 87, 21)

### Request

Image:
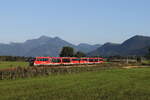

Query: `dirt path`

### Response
(123, 65, 149, 69)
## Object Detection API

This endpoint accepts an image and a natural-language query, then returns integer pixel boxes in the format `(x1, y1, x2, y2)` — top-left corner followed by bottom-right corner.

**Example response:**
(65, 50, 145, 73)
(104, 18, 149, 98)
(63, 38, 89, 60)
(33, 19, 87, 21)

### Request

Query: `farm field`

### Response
(0, 61, 28, 69)
(0, 67, 150, 100)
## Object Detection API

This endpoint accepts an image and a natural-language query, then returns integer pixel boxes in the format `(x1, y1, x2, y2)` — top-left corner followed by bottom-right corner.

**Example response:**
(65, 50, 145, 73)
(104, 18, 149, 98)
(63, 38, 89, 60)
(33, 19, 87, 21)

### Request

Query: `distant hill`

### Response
(88, 35, 150, 56)
(0, 36, 101, 57)
(77, 43, 101, 53)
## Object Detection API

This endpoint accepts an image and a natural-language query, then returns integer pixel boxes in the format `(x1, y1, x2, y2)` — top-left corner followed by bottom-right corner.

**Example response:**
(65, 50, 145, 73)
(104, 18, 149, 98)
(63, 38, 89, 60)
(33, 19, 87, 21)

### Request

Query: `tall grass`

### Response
(0, 63, 125, 80)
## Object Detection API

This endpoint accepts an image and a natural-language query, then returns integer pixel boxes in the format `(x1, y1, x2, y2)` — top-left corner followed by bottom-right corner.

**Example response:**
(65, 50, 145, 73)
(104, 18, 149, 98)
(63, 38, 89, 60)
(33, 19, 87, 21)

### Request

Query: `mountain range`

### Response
(88, 35, 150, 56)
(0, 35, 150, 57)
(0, 36, 101, 57)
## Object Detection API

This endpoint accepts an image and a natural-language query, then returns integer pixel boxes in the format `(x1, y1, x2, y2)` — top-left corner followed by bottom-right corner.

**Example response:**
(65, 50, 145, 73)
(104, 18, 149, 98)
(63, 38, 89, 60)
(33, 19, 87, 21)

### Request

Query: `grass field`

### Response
(142, 60, 150, 65)
(0, 67, 150, 100)
(0, 61, 28, 69)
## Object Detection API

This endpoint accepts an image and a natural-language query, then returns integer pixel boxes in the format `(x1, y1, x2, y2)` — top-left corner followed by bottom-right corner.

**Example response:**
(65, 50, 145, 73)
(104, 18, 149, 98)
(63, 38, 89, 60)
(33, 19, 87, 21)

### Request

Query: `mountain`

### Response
(0, 36, 101, 57)
(88, 43, 120, 56)
(88, 35, 150, 56)
(77, 43, 101, 53)
(24, 36, 76, 57)
(1, 35, 149, 57)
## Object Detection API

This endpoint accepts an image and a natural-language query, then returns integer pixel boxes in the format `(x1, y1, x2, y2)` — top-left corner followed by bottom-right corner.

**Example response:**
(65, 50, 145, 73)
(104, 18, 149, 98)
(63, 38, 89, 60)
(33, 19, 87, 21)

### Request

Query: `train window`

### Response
(82, 59, 88, 61)
(89, 59, 94, 62)
(99, 59, 103, 61)
(89, 59, 98, 62)
(72, 59, 80, 61)
(95, 59, 98, 62)
(44, 58, 49, 61)
(52, 59, 61, 63)
(37, 58, 49, 61)
(62, 59, 71, 63)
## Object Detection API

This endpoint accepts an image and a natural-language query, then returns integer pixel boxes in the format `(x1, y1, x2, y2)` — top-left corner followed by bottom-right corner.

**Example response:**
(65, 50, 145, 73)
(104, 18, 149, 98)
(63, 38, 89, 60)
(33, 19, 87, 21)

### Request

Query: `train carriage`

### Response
(34, 57, 51, 66)
(33, 57, 104, 66)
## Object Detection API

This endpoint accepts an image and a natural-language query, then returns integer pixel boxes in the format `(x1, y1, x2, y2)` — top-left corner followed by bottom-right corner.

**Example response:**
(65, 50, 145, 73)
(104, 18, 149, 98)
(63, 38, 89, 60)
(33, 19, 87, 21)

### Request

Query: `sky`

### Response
(0, 0, 150, 45)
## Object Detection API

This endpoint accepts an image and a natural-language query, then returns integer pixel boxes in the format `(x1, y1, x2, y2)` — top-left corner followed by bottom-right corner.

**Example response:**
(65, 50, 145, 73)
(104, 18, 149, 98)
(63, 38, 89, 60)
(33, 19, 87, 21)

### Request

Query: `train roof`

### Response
(35, 57, 104, 59)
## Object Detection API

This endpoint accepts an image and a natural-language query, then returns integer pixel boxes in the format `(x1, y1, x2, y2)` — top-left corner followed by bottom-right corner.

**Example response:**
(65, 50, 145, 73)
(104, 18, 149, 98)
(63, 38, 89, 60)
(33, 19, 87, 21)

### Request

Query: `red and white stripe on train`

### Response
(34, 57, 104, 66)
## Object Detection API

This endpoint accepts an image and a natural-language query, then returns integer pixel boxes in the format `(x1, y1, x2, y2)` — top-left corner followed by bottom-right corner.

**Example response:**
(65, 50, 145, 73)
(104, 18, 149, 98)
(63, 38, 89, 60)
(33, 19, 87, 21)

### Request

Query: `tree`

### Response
(136, 56, 142, 63)
(59, 46, 74, 57)
(75, 51, 86, 57)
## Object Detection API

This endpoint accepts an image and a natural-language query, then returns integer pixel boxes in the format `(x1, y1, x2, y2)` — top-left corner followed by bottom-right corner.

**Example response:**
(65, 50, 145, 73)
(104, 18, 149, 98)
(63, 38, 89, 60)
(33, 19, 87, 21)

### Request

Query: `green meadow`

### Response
(0, 61, 28, 69)
(0, 67, 150, 100)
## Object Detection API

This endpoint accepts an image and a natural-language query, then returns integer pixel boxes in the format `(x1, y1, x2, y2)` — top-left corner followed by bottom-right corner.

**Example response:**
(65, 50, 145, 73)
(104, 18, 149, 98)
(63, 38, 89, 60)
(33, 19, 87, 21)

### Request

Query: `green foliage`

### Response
(136, 57, 142, 63)
(74, 51, 86, 57)
(59, 46, 87, 57)
(1, 68, 150, 100)
(59, 46, 74, 57)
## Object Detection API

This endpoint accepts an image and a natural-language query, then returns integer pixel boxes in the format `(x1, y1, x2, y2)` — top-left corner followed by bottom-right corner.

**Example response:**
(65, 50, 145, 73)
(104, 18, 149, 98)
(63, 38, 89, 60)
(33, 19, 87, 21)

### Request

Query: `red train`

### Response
(33, 57, 104, 66)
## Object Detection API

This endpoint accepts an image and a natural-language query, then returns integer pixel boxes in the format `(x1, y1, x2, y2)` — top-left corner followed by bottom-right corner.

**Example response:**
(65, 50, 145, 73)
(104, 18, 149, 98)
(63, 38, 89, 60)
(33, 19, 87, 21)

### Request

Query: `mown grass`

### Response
(0, 67, 150, 100)
(142, 60, 150, 65)
(0, 61, 28, 69)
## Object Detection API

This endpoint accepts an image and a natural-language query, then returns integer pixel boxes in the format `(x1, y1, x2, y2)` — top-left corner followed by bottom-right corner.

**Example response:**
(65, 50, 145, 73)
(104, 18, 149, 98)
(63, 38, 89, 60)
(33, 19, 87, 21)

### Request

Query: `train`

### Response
(32, 57, 105, 66)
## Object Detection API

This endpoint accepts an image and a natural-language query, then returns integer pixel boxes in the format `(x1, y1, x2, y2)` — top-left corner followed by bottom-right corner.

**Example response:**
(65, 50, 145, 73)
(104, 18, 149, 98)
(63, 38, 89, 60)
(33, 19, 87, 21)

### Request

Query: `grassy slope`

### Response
(0, 68, 150, 100)
(0, 61, 28, 69)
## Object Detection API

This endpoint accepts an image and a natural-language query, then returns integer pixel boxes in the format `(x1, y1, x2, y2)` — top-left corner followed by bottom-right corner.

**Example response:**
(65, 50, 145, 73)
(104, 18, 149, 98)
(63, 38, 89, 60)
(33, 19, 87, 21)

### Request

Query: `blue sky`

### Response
(0, 0, 150, 45)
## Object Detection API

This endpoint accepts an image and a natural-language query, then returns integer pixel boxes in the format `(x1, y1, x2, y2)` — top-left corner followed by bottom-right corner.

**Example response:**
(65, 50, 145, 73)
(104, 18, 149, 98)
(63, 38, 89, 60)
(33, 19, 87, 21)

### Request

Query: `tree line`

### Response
(0, 56, 27, 61)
